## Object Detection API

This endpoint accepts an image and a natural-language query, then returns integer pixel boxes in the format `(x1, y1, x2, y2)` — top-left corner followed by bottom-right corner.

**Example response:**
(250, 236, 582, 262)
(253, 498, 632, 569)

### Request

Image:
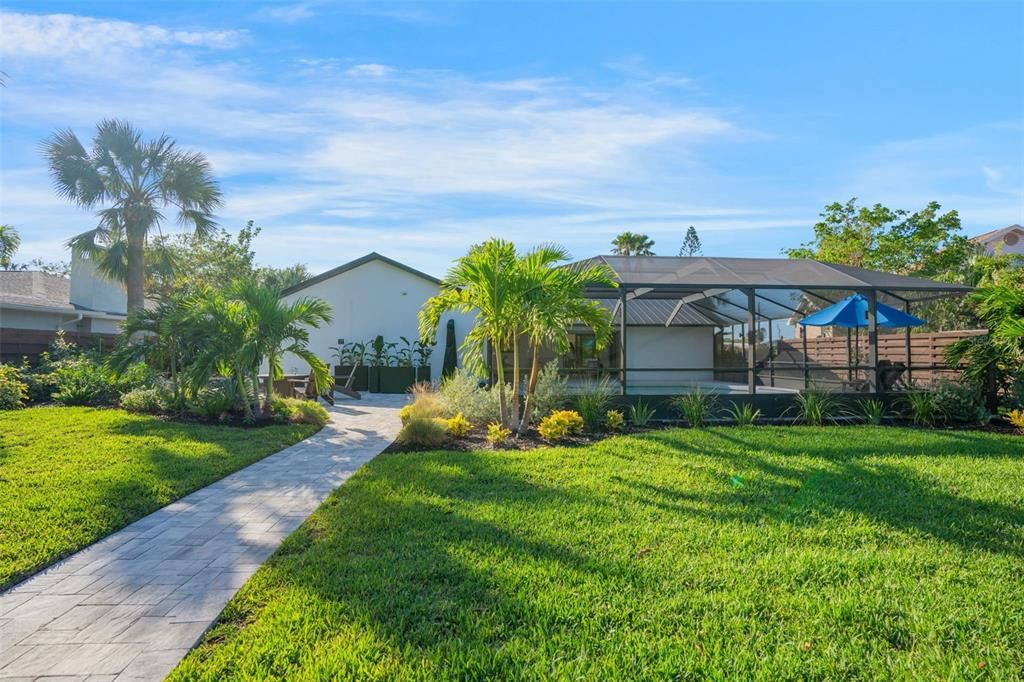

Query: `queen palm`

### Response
(611, 231, 655, 256)
(518, 245, 616, 431)
(0, 225, 20, 269)
(43, 119, 222, 312)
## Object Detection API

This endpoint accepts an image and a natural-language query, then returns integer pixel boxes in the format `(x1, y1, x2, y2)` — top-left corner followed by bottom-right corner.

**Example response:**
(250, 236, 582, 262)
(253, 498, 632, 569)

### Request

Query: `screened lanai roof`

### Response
(574, 255, 972, 327)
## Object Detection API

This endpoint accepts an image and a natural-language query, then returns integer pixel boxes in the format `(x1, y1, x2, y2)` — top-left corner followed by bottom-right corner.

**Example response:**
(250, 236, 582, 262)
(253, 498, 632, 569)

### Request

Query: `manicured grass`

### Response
(171, 427, 1024, 680)
(0, 406, 319, 589)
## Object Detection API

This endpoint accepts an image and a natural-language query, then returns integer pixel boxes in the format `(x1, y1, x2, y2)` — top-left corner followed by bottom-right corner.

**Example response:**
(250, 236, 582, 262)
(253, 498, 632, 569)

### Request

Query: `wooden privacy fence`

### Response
(773, 329, 987, 386)
(0, 329, 119, 365)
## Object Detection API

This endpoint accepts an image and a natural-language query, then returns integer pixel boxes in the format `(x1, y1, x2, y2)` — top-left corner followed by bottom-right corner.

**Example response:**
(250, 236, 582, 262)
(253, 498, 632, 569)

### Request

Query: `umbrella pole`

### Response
(847, 328, 853, 381)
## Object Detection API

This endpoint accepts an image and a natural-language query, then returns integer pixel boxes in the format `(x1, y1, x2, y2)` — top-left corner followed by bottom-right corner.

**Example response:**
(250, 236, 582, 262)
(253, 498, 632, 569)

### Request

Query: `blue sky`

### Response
(2, 1, 1022, 277)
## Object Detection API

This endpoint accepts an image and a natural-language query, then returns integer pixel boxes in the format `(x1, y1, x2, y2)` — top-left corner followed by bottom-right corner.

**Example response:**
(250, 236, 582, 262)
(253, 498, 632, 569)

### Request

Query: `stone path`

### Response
(0, 395, 405, 681)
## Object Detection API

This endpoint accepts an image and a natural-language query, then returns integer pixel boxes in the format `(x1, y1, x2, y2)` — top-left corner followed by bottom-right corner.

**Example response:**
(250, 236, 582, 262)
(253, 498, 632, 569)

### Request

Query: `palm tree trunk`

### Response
(493, 336, 509, 427)
(518, 346, 542, 434)
(263, 352, 275, 418)
(126, 226, 146, 315)
(235, 367, 254, 420)
(509, 333, 521, 431)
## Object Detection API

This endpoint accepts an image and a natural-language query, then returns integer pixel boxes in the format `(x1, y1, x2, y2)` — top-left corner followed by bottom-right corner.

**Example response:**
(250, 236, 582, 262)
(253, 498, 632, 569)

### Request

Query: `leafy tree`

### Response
(0, 225, 20, 268)
(611, 231, 655, 256)
(43, 119, 223, 312)
(679, 226, 702, 256)
(786, 198, 971, 276)
(256, 263, 311, 292)
(946, 284, 1024, 411)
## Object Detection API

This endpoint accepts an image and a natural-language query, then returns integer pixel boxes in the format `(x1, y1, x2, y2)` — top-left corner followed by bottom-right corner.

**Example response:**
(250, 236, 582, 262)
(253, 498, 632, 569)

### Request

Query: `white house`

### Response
(278, 252, 471, 380)
(970, 224, 1024, 257)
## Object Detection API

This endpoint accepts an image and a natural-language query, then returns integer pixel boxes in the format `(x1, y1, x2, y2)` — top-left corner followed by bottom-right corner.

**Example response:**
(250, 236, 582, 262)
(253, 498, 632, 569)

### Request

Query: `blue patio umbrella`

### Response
(798, 293, 925, 329)
(799, 294, 925, 382)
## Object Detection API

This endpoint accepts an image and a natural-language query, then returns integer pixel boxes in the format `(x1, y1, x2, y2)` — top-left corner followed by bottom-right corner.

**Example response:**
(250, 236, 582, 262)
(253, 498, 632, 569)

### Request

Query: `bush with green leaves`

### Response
(723, 401, 760, 426)
(574, 377, 613, 431)
(445, 413, 473, 438)
(606, 409, 624, 431)
(119, 387, 165, 414)
(486, 422, 512, 446)
(931, 380, 988, 424)
(49, 356, 154, 407)
(790, 387, 842, 426)
(903, 390, 938, 426)
(397, 417, 449, 448)
(190, 387, 237, 420)
(438, 368, 501, 425)
(272, 397, 330, 427)
(0, 365, 28, 410)
(671, 389, 719, 427)
(629, 400, 656, 427)
(530, 361, 568, 421)
(859, 399, 888, 426)
(537, 409, 584, 441)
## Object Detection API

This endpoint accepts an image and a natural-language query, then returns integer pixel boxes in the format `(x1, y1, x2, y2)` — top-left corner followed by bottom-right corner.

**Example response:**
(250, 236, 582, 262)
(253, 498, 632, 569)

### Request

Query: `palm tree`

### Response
(42, 119, 222, 312)
(420, 239, 521, 427)
(611, 231, 655, 256)
(232, 281, 332, 417)
(518, 245, 616, 431)
(0, 225, 20, 269)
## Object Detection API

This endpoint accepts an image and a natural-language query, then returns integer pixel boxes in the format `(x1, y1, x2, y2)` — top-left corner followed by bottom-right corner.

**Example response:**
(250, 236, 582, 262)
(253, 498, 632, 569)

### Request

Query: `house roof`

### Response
(280, 252, 440, 297)
(970, 224, 1024, 246)
(0, 271, 71, 310)
(576, 255, 972, 299)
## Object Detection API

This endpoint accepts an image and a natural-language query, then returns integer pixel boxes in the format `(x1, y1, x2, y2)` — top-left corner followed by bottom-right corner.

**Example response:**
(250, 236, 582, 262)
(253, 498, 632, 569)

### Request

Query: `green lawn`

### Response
(171, 427, 1023, 680)
(0, 406, 319, 589)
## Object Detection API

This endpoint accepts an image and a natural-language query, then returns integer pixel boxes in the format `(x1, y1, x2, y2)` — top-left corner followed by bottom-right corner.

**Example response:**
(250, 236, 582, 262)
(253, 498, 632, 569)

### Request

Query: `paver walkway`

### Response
(0, 395, 405, 681)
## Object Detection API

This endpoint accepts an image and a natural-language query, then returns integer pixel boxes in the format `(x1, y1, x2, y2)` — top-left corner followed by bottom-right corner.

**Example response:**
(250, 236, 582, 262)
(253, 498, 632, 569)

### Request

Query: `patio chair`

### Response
(332, 364, 361, 400)
(878, 360, 907, 392)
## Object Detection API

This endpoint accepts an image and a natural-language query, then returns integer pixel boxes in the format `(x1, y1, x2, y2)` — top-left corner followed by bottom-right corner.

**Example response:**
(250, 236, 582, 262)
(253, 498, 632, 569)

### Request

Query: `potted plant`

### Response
(330, 340, 368, 391)
(379, 336, 416, 393)
(366, 335, 394, 393)
(414, 339, 435, 383)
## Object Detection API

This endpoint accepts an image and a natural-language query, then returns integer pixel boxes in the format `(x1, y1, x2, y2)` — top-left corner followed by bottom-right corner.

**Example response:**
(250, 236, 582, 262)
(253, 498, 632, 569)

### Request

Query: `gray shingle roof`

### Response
(0, 271, 74, 311)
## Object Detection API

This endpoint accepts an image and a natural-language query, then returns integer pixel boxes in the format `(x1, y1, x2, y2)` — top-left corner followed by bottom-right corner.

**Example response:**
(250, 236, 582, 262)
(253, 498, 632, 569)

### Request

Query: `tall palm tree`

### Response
(43, 119, 222, 312)
(232, 281, 332, 416)
(518, 245, 616, 430)
(611, 231, 655, 256)
(420, 239, 521, 426)
(0, 225, 20, 269)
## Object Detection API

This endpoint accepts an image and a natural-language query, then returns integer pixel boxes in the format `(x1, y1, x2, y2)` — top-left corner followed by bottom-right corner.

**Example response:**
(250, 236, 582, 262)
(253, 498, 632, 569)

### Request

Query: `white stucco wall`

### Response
(625, 326, 715, 388)
(279, 258, 471, 380)
(69, 252, 128, 314)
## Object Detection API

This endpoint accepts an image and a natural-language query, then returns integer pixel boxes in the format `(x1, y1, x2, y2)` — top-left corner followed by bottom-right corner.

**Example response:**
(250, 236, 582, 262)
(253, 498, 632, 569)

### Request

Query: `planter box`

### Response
(378, 366, 416, 394)
(367, 366, 381, 393)
(334, 365, 368, 391)
(416, 365, 431, 384)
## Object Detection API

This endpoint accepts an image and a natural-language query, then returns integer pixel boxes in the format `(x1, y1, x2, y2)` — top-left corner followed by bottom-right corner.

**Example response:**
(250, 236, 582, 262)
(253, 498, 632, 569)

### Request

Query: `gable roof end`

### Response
(279, 252, 440, 297)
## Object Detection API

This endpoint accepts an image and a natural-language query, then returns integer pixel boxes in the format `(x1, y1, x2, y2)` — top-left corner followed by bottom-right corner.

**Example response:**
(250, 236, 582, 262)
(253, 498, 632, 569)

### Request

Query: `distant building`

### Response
(0, 253, 127, 363)
(970, 224, 1024, 257)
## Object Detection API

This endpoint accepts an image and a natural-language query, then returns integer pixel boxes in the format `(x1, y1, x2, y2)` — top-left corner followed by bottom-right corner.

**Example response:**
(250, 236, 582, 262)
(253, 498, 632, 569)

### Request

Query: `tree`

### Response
(256, 263, 310, 292)
(785, 198, 970, 276)
(679, 226, 702, 256)
(0, 225, 20, 268)
(43, 119, 223, 312)
(517, 245, 615, 431)
(611, 231, 655, 256)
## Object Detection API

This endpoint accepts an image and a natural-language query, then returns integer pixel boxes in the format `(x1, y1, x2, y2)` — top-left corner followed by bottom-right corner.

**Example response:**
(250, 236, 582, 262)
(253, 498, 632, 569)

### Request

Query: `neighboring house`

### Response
(0, 253, 127, 363)
(278, 252, 472, 380)
(970, 224, 1024, 257)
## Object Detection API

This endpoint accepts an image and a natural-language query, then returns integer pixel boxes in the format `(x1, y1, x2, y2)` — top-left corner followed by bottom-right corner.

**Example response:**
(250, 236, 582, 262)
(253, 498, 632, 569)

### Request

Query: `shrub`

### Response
(190, 388, 237, 420)
(724, 401, 760, 426)
(400, 388, 448, 425)
(791, 387, 841, 426)
(903, 390, 937, 426)
(272, 397, 330, 427)
(486, 422, 512, 446)
(859, 399, 888, 426)
(397, 418, 448, 448)
(629, 400, 655, 427)
(530, 361, 568, 420)
(671, 389, 719, 427)
(439, 369, 501, 425)
(538, 409, 584, 441)
(119, 387, 164, 414)
(0, 365, 28, 410)
(445, 412, 473, 438)
(51, 358, 116, 406)
(931, 380, 988, 424)
(574, 377, 613, 431)
(606, 409, 624, 431)
(1006, 409, 1024, 430)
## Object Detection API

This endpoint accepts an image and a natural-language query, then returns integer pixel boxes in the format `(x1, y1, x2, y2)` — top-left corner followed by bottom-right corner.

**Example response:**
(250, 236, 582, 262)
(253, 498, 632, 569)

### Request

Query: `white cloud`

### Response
(255, 3, 315, 23)
(0, 12, 243, 58)
(346, 63, 394, 78)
